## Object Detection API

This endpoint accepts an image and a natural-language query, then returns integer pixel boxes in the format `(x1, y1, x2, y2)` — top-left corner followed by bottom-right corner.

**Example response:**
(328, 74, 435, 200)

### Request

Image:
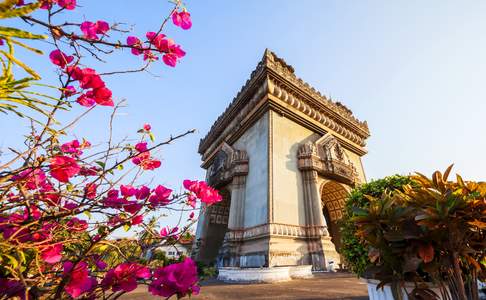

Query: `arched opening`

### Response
(198, 189, 231, 265)
(320, 181, 348, 252)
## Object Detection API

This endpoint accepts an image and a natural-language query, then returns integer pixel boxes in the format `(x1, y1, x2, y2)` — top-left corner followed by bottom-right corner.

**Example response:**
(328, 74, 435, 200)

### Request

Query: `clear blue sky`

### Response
(2, 0, 485, 192)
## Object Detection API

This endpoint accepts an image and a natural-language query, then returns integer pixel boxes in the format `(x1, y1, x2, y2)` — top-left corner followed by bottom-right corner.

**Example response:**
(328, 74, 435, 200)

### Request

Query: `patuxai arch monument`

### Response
(194, 49, 370, 282)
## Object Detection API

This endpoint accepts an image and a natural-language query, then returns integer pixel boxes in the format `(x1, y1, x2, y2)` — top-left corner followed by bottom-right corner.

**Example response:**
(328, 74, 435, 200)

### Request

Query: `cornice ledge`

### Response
(268, 78, 367, 147)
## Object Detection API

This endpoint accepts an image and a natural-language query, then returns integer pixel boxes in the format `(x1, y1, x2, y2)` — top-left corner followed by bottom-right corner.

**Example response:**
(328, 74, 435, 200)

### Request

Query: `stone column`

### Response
(221, 150, 248, 267)
(297, 142, 335, 271)
(229, 175, 246, 230)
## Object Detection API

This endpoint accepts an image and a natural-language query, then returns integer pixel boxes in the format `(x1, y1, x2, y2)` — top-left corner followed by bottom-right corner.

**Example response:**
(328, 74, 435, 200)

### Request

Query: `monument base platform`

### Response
(217, 265, 313, 283)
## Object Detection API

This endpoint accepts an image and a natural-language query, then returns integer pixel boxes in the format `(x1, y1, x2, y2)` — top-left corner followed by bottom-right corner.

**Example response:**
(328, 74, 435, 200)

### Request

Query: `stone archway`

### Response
(320, 181, 348, 252)
(197, 189, 231, 264)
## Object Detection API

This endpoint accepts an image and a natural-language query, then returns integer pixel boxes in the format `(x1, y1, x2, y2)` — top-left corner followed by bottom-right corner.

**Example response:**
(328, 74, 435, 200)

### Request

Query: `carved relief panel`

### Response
(297, 134, 358, 185)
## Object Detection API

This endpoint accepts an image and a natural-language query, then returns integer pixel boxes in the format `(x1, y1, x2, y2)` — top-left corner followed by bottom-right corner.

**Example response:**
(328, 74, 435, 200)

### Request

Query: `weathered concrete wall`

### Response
(271, 112, 319, 226)
(233, 112, 269, 228)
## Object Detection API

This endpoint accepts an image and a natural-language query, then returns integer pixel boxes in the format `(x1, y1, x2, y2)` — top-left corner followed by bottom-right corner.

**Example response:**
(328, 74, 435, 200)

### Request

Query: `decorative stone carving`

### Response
(207, 143, 249, 188)
(298, 134, 358, 185)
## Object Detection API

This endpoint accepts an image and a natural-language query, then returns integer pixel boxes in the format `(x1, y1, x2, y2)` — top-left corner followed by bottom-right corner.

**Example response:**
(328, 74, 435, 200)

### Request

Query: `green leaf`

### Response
(149, 132, 155, 142)
(84, 211, 92, 219)
(95, 161, 106, 169)
(123, 224, 131, 232)
(3, 254, 18, 269)
(116, 164, 124, 170)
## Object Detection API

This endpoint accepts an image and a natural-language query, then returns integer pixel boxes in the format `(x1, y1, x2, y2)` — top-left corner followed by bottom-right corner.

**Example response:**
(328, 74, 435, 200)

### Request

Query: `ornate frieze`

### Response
(297, 134, 358, 185)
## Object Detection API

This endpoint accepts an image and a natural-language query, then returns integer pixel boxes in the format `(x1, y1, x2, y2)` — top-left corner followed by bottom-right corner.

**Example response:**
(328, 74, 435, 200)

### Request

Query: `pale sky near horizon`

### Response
(1, 1, 485, 222)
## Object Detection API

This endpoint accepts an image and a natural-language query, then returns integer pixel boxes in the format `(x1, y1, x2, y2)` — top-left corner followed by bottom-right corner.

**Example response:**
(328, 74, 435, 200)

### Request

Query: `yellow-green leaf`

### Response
(0, 2, 41, 19)
(0, 26, 47, 39)
(0, 0, 17, 12)
(10, 38, 43, 54)
(0, 50, 40, 79)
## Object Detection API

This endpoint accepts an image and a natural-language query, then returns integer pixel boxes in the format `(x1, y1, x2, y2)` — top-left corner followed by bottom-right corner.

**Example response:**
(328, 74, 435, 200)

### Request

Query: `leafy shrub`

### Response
(340, 175, 412, 276)
(347, 166, 486, 300)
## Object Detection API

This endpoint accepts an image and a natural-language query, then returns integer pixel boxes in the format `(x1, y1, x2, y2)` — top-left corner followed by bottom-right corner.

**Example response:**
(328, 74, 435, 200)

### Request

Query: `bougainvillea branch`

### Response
(0, 1, 220, 299)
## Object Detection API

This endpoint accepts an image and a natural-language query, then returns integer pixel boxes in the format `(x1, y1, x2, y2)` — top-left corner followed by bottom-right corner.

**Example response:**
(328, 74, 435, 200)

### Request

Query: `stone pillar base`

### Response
(218, 265, 313, 283)
(321, 236, 341, 269)
(309, 236, 341, 271)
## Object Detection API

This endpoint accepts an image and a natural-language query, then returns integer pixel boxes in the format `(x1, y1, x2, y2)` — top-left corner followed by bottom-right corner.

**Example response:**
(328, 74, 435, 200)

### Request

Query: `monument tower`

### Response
(194, 50, 370, 281)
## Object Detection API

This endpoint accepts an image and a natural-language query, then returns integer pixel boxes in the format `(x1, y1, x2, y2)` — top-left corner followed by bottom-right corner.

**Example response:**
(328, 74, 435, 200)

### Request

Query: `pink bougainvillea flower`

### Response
(49, 49, 73, 68)
(154, 37, 174, 53)
(145, 32, 166, 45)
(91, 87, 113, 106)
(127, 36, 143, 55)
(102, 190, 128, 209)
(41, 244, 63, 264)
(120, 185, 137, 197)
(0, 39, 4, 46)
(58, 0, 76, 9)
(132, 151, 161, 170)
(149, 185, 172, 207)
(123, 201, 142, 214)
(62, 138, 90, 155)
(135, 142, 148, 152)
(189, 211, 195, 219)
(160, 226, 178, 237)
(61, 139, 83, 156)
(136, 186, 150, 200)
(79, 166, 98, 176)
(12, 168, 48, 190)
(76, 93, 96, 107)
(84, 183, 97, 200)
(16, 0, 25, 6)
(162, 53, 178, 68)
(66, 65, 83, 80)
(63, 201, 79, 210)
(95, 20, 109, 34)
(162, 43, 186, 67)
(102, 263, 150, 293)
(66, 217, 88, 232)
(183, 180, 222, 205)
(149, 258, 199, 298)
(187, 194, 196, 208)
(131, 215, 143, 225)
(77, 68, 105, 89)
(143, 50, 158, 61)
(80, 21, 109, 40)
(80, 21, 98, 39)
(172, 11, 192, 30)
(49, 155, 80, 182)
(63, 261, 94, 298)
(63, 85, 76, 97)
(143, 123, 151, 131)
(94, 257, 107, 270)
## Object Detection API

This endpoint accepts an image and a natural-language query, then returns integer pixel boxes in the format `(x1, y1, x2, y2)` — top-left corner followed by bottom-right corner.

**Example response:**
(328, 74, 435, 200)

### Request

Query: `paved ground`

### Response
(122, 273, 369, 300)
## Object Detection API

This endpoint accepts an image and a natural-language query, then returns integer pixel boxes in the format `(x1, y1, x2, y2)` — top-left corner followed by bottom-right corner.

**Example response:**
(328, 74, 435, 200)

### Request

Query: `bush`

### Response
(340, 175, 412, 276)
(346, 166, 486, 300)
